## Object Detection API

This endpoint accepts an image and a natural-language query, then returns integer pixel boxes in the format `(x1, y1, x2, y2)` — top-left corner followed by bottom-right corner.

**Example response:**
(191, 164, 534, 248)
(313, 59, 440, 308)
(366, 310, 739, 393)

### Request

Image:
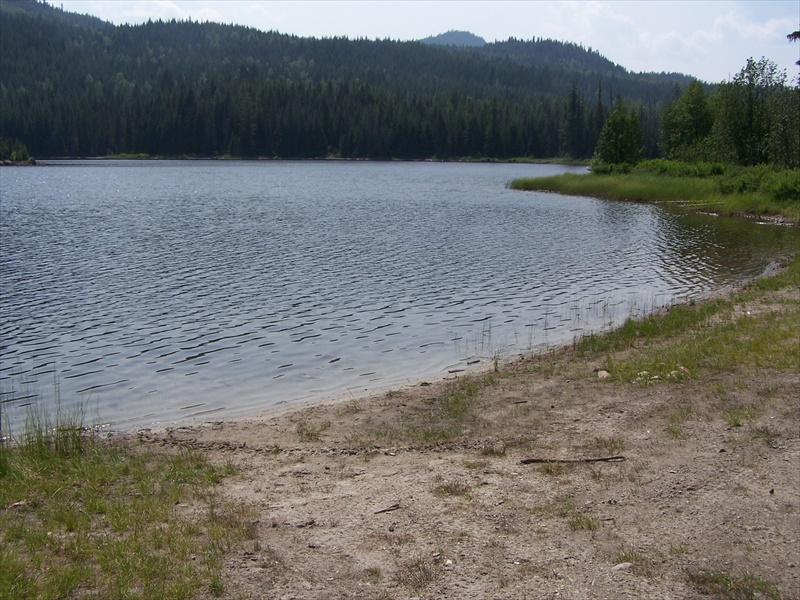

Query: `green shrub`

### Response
(0, 136, 30, 162)
(589, 162, 632, 174)
(636, 159, 725, 178)
(717, 165, 800, 203)
(761, 169, 800, 203)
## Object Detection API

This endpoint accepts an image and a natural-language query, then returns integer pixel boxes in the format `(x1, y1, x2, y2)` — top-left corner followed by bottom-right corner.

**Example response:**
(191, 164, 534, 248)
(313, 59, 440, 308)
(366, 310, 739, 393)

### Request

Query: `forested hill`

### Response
(0, 0, 695, 159)
(419, 30, 486, 47)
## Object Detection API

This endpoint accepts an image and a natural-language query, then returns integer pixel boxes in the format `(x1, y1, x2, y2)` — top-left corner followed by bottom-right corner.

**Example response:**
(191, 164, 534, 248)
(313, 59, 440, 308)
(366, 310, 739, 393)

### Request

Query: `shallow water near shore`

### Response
(1, 160, 797, 432)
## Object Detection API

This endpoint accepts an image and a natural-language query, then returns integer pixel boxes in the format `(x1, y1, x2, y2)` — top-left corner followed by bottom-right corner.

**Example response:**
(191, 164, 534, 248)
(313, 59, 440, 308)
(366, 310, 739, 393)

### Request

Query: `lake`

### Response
(1, 160, 797, 432)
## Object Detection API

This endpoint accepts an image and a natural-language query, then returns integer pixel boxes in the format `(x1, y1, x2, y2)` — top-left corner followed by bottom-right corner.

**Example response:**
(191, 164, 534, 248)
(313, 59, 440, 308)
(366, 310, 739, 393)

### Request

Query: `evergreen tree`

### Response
(659, 80, 713, 160)
(559, 80, 587, 158)
(0, 0, 698, 160)
(591, 97, 643, 167)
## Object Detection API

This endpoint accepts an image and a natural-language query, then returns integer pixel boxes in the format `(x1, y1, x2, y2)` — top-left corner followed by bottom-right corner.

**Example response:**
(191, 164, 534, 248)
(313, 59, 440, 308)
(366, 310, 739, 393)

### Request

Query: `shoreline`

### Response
(130, 256, 788, 440)
(21, 155, 590, 166)
(5, 252, 798, 599)
(141, 253, 799, 598)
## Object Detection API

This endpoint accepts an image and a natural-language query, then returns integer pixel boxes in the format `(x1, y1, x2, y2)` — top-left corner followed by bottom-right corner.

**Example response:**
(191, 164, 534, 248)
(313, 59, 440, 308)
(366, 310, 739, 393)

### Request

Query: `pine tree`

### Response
(591, 97, 643, 167)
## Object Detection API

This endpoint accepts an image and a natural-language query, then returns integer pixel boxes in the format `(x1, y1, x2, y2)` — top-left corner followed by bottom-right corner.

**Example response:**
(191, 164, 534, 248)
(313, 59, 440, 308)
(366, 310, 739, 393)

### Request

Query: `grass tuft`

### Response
(615, 546, 661, 578)
(433, 480, 472, 498)
(296, 419, 330, 442)
(687, 569, 782, 599)
(558, 498, 599, 531)
(394, 554, 437, 591)
(377, 373, 497, 444)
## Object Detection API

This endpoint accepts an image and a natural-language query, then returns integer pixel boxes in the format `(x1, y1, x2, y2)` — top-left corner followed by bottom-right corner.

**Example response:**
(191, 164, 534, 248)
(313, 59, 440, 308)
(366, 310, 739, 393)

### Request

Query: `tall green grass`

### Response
(510, 161, 800, 223)
(511, 172, 723, 202)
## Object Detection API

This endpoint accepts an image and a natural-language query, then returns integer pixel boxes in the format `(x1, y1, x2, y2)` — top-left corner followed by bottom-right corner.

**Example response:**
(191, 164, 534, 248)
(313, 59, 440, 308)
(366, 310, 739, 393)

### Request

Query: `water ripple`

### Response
(1, 161, 796, 432)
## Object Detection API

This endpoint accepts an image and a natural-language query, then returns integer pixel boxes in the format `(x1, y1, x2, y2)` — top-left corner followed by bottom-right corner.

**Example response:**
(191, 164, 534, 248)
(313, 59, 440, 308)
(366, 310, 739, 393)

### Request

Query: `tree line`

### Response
(7, 74, 596, 159)
(1, 0, 796, 167)
(593, 52, 799, 170)
(0, 0, 693, 160)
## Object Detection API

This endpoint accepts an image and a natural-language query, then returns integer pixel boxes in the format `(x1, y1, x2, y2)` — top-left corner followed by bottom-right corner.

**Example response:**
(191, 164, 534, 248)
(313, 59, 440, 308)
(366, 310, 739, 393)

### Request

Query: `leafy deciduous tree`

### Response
(711, 57, 790, 166)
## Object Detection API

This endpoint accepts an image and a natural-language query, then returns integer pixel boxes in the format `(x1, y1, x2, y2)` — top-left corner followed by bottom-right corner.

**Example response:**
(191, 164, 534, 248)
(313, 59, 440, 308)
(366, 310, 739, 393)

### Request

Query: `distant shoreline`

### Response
(28, 155, 591, 166)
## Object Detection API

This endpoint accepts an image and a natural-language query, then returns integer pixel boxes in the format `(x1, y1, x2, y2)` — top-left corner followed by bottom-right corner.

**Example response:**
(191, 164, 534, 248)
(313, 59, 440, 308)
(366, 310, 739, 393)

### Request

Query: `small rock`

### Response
(597, 370, 610, 379)
(612, 562, 634, 571)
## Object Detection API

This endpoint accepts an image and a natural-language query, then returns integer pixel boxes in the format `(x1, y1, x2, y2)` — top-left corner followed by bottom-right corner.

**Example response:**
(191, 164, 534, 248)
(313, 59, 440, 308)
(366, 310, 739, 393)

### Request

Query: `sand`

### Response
(130, 285, 799, 599)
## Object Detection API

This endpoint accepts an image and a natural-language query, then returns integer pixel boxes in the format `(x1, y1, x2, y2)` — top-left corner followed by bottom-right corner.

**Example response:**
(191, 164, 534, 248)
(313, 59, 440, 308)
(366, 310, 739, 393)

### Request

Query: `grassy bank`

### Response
(574, 252, 800, 380)
(0, 413, 253, 599)
(510, 160, 800, 224)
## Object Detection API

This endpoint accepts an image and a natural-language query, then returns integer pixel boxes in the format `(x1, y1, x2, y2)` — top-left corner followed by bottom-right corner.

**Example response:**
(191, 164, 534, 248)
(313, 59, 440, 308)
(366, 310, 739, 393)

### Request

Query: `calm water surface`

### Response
(1, 161, 796, 431)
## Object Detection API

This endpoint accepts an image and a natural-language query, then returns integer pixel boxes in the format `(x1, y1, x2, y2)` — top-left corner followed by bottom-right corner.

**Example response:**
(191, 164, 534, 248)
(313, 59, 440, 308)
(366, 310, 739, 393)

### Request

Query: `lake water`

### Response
(1, 160, 797, 432)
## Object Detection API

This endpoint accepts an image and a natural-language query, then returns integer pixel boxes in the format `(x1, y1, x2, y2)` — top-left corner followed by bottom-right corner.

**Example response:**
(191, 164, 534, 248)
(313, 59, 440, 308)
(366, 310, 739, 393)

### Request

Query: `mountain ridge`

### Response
(419, 30, 487, 47)
(1, 0, 696, 159)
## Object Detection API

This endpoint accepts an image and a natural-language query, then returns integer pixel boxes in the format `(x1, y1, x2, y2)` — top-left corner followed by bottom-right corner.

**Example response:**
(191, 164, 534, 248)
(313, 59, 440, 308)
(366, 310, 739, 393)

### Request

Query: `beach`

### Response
(128, 271, 800, 599)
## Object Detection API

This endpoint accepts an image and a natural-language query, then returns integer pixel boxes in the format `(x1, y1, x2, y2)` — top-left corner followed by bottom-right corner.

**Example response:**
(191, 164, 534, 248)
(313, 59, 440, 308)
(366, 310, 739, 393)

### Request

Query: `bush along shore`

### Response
(509, 159, 800, 225)
(2, 251, 798, 598)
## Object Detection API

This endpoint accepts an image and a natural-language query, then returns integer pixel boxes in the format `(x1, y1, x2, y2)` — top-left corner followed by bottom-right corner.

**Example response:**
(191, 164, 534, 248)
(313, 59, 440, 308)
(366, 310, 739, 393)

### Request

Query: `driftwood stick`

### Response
(519, 455, 626, 465)
(374, 503, 402, 514)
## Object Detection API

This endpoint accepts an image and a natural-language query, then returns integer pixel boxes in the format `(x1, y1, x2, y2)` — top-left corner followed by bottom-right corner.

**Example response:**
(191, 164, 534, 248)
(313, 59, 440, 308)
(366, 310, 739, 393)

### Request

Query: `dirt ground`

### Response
(135, 302, 799, 599)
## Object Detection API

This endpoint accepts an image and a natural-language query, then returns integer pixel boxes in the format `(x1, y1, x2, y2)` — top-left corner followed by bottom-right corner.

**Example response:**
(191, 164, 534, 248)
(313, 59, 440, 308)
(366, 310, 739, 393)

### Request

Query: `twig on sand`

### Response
(519, 455, 626, 465)
(374, 503, 402, 514)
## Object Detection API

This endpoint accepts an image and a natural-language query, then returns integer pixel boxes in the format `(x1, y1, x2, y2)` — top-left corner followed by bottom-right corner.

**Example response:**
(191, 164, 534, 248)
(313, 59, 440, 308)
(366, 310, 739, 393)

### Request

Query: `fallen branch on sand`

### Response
(519, 455, 626, 464)
(374, 503, 402, 514)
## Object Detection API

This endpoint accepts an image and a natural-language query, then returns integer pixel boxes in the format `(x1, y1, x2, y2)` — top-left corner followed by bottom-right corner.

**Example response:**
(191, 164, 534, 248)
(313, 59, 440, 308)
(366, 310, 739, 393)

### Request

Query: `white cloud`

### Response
(715, 11, 795, 41)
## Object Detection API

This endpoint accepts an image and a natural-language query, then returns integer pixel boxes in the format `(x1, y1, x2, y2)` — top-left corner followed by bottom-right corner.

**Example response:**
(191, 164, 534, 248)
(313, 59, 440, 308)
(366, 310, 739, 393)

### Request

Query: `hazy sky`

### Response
(58, 1, 799, 83)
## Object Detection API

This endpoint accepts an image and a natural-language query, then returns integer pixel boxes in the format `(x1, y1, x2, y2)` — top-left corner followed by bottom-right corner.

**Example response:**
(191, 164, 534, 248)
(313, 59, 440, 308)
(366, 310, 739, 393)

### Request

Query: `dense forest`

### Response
(0, 0, 783, 162)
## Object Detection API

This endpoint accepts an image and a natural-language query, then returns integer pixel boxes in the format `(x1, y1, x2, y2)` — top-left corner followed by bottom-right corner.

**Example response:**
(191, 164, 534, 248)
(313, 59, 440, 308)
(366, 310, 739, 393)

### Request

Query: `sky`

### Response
(57, 1, 799, 83)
